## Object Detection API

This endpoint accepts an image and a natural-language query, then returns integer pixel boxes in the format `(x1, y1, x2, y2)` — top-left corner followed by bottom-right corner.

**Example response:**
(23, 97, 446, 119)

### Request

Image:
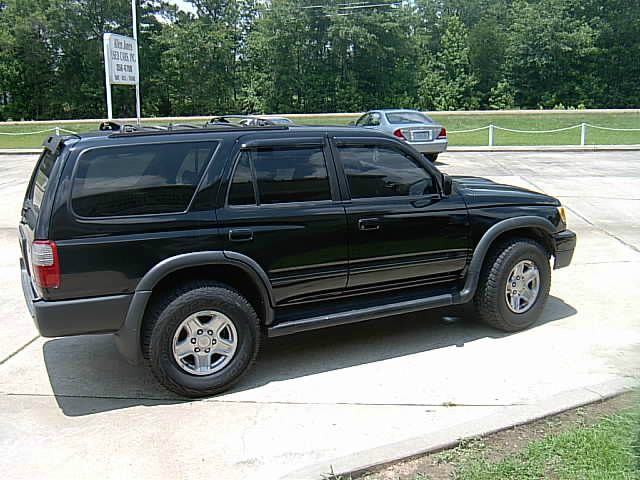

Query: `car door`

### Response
(331, 137, 470, 291)
(216, 136, 348, 306)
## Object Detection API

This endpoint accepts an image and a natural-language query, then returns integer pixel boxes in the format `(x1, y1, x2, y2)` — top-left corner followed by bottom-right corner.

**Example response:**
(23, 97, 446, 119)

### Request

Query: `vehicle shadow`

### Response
(43, 295, 577, 417)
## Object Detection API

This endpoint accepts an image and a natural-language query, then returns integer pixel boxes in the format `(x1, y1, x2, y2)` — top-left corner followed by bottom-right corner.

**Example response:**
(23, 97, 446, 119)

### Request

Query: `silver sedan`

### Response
(354, 109, 448, 162)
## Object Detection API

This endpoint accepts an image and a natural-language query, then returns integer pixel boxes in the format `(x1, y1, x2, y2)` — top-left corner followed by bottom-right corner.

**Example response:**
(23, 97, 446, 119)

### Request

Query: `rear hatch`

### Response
(19, 135, 67, 298)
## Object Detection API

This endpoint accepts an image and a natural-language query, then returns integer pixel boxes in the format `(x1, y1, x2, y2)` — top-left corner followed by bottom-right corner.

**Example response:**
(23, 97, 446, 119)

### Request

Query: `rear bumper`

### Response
(553, 229, 577, 269)
(408, 138, 448, 154)
(21, 259, 131, 337)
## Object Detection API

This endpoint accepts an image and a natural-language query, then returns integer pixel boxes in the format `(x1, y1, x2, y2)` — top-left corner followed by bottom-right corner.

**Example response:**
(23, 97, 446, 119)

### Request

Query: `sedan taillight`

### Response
(437, 127, 447, 139)
(393, 128, 406, 140)
(32, 240, 60, 289)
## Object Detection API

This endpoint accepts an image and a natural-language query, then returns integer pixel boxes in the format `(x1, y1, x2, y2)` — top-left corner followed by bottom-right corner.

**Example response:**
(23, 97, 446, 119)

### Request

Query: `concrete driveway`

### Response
(0, 151, 638, 480)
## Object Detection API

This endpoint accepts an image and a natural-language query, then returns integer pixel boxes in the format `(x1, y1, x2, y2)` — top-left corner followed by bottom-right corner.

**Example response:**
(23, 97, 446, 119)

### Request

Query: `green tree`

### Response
(504, 0, 599, 108)
(469, 16, 507, 108)
(0, 0, 58, 119)
(419, 16, 478, 110)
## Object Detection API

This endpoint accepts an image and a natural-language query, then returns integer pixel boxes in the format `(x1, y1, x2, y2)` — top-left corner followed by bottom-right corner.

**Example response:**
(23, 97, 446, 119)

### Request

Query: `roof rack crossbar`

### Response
(108, 125, 289, 138)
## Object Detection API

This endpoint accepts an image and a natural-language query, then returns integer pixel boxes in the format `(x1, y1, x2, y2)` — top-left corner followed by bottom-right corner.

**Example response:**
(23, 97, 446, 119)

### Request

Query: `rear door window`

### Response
(71, 141, 217, 218)
(250, 146, 331, 204)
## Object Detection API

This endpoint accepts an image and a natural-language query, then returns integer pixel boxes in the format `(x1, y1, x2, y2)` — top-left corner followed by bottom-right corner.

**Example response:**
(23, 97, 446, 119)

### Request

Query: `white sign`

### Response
(103, 33, 139, 86)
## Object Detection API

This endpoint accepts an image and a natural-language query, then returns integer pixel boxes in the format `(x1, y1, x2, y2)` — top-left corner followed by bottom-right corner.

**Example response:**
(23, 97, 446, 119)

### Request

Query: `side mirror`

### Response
(443, 174, 453, 196)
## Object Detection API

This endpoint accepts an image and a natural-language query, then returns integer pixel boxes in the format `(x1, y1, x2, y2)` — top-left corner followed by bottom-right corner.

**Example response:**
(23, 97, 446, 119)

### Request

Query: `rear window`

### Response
(71, 141, 217, 218)
(385, 112, 433, 125)
(30, 150, 58, 209)
(251, 146, 331, 204)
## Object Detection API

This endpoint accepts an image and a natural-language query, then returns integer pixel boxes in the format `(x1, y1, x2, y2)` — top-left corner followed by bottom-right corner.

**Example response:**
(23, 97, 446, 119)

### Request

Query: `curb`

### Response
(282, 378, 637, 480)
(447, 145, 640, 152)
(0, 149, 41, 155)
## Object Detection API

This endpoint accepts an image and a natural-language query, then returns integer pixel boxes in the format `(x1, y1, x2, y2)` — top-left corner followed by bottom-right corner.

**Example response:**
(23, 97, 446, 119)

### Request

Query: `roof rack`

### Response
(207, 115, 280, 127)
(108, 124, 289, 138)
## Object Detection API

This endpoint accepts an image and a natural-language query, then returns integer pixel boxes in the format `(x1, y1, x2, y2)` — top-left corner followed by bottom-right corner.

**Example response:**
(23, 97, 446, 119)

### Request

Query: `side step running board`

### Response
(267, 294, 453, 337)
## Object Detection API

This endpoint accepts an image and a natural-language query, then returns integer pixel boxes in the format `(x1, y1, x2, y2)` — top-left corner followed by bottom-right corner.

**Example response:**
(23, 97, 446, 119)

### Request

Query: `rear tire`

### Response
(142, 281, 260, 398)
(424, 153, 438, 163)
(473, 239, 551, 332)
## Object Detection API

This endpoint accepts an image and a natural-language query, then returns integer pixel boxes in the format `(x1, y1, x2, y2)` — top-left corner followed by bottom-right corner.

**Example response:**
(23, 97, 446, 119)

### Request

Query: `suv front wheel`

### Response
(474, 239, 551, 332)
(142, 281, 260, 397)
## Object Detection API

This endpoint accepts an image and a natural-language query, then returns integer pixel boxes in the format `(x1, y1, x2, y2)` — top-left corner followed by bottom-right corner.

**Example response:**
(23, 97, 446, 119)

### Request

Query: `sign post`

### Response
(131, 0, 141, 125)
(102, 32, 140, 122)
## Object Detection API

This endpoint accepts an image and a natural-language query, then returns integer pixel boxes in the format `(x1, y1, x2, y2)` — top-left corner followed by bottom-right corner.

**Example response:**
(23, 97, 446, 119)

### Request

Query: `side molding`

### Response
(454, 216, 556, 304)
(114, 251, 275, 365)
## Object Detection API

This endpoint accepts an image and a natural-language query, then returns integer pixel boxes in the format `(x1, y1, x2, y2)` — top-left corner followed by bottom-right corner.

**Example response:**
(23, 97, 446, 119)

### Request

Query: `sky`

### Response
(165, 0, 197, 14)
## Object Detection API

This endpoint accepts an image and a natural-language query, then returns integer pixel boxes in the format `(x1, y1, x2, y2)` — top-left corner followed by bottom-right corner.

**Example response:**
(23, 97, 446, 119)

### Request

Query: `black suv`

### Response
(19, 123, 576, 397)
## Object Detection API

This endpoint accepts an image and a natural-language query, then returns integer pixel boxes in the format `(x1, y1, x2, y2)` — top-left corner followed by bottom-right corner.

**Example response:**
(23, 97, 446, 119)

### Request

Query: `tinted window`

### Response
(30, 150, 58, 209)
(72, 141, 216, 217)
(385, 112, 433, 124)
(228, 153, 256, 205)
(251, 147, 331, 204)
(338, 145, 435, 198)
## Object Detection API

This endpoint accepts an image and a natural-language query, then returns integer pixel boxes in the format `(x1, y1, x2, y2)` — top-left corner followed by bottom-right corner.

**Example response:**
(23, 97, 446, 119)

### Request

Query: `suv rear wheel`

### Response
(474, 239, 551, 332)
(142, 281, 260, 397)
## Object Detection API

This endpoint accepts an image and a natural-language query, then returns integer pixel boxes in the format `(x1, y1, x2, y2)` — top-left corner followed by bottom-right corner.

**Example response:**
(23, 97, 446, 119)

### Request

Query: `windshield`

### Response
(385, 112, 434, 125)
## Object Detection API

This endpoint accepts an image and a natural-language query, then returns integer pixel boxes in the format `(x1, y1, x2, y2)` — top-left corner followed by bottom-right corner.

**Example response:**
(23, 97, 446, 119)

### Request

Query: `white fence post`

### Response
(489, 124, 495, 147)
(580, 123, 587, 146)
(55, 127, 60, 136)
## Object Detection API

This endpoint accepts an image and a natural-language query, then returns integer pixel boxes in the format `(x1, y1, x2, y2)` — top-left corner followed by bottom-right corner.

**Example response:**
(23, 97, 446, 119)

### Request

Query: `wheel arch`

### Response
(456, 216, 556, 304)
(114, 251, 275, 364)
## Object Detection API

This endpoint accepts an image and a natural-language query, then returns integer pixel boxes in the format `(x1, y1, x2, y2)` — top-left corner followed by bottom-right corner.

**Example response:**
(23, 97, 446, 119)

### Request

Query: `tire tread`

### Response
(142, 281, 260, 397)
(474, 238, 550, 332)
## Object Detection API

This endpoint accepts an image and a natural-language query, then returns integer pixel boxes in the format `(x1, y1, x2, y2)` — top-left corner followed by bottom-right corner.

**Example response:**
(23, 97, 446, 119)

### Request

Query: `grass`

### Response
(433, 404, 640, 480)
(1, 111, 640, 149)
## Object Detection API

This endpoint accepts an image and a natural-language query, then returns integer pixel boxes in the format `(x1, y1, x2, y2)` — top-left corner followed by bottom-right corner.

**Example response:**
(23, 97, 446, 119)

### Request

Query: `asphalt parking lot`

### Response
(1, 150, 639, 480)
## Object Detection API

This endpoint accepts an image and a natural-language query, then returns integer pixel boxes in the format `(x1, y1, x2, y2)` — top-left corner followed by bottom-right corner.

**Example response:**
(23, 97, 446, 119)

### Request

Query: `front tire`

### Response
(474, 239, 551, 332)
(142, 281, 260, 397)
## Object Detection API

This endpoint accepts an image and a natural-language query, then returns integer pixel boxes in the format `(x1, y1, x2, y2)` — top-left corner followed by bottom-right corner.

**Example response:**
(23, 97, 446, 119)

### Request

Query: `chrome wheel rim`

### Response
(172, 310, 238, 376)
(504, 260, 540, 314)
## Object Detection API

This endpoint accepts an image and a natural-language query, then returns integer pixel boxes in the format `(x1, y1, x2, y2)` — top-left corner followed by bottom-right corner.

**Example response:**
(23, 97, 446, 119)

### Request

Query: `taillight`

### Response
(437, 127, 447, 139)
(32, 240, 60, 289)
(393, 128, 406, 140)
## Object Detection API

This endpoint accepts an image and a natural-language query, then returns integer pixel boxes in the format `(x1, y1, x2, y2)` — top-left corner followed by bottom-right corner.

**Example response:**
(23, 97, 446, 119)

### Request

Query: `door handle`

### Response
(229, 228, 254, 242)
(358, 218, 380, 231)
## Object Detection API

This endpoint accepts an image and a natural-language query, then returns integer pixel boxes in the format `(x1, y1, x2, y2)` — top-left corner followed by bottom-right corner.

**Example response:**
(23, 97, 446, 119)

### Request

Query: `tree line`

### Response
(0, 0, 638, 121)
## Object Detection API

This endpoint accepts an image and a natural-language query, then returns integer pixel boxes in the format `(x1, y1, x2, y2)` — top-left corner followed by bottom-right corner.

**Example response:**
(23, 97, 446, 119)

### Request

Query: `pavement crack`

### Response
(0, 335, 40, 366)
(583, 386, 606, 400)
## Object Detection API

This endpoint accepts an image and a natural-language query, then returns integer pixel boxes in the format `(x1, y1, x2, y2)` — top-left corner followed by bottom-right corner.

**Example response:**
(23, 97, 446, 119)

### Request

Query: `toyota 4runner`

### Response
(20, 122, 576, 397)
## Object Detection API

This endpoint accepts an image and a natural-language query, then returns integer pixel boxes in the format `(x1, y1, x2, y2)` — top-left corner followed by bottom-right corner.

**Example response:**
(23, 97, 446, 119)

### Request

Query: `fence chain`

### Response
(0, 127, 78, 136)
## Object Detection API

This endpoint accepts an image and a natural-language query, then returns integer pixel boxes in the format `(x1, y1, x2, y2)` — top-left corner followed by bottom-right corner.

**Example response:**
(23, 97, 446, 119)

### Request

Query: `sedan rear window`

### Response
(71, 141, 217, 218)
(385, 112, 434, 125)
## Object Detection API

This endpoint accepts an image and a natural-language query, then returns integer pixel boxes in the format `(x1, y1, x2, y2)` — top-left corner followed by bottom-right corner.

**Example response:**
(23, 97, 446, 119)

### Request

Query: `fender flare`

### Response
(114, 251, 275, 364)
(455, 216, 556, 304)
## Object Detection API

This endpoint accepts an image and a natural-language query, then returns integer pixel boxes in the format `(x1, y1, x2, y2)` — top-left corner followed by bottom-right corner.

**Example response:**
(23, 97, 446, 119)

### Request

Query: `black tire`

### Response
(424, 153, 438, 163)
(142, 281, 260, 398)
(473, 238, 551, 332)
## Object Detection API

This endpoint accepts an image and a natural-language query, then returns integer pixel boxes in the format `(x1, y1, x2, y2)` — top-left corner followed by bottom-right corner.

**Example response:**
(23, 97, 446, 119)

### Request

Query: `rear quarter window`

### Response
(71, 141, 217, 218)
(29, 150, 58, 210)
